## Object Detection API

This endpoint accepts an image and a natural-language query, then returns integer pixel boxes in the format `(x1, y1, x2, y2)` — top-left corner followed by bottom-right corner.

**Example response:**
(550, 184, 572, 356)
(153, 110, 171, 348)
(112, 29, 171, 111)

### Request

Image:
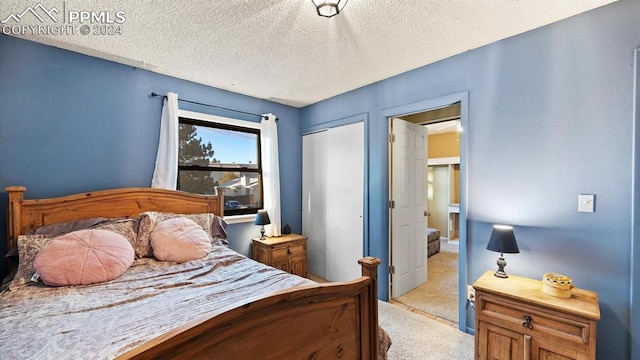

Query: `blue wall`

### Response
(302, 0, 637, 358)
(2, 0, 639, 358)
(0, 34, 303, 263)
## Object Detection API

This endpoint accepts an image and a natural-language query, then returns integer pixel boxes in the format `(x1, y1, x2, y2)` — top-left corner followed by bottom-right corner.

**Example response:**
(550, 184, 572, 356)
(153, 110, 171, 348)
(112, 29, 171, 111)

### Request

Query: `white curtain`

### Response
(261, 113, 281, 237)
(151, 92, 179, 189)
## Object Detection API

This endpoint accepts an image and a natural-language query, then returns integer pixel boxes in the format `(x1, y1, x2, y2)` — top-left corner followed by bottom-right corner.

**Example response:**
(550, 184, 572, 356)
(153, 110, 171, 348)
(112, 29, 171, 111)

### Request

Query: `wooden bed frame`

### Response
(6, 186, 381, 360)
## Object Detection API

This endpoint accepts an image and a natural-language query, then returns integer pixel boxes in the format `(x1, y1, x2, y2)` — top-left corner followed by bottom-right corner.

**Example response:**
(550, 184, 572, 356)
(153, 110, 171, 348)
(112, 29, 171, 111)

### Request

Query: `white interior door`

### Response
(325, 122, 364, 281)
(390, 118, 428, 298)
(302, 131, 327, 277)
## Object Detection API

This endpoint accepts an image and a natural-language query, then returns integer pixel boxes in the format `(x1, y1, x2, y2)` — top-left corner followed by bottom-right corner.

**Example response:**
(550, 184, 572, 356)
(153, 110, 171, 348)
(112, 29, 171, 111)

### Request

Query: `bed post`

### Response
(5, 186, 25, 252)
(215, 188, 224, 217)
(359, 256, 381, 359)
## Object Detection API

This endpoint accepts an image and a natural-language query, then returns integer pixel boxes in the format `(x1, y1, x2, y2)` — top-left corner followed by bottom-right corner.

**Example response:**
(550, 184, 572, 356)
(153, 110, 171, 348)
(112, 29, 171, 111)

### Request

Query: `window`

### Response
(177, 116, 262, 216)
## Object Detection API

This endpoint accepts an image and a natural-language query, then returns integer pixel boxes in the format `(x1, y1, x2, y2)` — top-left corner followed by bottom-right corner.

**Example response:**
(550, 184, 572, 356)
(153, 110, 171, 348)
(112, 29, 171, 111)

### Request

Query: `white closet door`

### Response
(302, 131, 327, 278)
(325, 122, 364, 281)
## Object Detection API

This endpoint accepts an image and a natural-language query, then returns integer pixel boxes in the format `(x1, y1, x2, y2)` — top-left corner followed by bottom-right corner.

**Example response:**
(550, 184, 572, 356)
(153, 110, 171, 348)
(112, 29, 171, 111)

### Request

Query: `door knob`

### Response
(424, 211, 431, 216)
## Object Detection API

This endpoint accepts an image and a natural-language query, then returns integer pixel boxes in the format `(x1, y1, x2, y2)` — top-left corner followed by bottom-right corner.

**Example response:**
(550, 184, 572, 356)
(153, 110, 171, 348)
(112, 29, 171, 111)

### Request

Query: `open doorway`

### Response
(390, 103, 462, 325)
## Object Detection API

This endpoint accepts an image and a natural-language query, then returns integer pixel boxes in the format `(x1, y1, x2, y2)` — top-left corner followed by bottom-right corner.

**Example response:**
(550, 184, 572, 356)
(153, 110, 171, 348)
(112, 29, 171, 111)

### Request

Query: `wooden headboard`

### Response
(6, 186, 224, 251)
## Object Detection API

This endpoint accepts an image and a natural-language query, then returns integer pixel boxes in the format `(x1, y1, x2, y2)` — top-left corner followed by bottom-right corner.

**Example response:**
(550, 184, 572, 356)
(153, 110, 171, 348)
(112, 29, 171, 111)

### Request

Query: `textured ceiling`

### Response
(1, 0, 617, 107)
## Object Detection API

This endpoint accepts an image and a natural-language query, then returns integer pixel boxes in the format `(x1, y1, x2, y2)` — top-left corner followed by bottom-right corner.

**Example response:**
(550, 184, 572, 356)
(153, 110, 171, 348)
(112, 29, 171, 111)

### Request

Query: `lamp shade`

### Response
(254, 210, 271, 226)
(487, 225, 519, 254)
(311, 0, 348, 18)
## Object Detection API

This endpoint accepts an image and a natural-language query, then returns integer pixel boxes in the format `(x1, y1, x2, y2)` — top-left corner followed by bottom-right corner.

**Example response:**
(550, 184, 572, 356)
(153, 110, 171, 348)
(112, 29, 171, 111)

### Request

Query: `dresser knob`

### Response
(287, 248, 292, 255)
(522, 315, 533, 329)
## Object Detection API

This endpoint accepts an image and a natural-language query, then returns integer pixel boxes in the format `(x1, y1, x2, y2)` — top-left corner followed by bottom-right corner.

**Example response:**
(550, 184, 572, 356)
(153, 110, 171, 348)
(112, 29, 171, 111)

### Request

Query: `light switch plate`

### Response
(578, 194, 595, 212)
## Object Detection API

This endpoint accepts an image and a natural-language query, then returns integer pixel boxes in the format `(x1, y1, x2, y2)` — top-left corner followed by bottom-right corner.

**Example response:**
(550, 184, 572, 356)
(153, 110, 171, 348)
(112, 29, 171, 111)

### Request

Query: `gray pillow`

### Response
(30, 217, 111, 236)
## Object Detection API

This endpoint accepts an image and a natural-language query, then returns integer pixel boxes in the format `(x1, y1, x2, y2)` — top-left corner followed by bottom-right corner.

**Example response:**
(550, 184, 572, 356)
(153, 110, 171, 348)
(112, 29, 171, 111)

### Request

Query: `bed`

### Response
(2, 186, 390, 359)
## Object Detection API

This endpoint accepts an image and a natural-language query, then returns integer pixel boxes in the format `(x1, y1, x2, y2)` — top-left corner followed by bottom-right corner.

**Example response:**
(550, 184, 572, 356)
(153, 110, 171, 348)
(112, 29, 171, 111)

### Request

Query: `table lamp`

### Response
(486, 224, 519, 278)
(255, 210, 271, 240)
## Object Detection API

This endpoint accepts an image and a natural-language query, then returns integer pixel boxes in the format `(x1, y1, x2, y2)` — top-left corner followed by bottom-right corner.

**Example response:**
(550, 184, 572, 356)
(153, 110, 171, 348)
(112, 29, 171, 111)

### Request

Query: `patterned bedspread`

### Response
(0, 246, 313, 359)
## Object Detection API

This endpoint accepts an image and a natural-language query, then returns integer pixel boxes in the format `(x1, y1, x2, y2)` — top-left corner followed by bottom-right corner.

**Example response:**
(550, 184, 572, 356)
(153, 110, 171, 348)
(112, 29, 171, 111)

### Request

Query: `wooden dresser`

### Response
(473, 271, 600, 360)
(252, 234, 308, 278)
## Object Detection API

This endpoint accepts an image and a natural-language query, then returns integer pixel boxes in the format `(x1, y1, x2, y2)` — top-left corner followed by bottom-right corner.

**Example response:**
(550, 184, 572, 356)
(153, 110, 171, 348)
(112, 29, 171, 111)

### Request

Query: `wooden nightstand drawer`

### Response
(272, 244, 305, 261)
(479, 292, 590, 345)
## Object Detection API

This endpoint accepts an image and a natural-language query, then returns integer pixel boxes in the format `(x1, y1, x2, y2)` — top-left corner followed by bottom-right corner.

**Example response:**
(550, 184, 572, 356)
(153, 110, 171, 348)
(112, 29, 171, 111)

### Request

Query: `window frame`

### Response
(176, 110, 263, 217)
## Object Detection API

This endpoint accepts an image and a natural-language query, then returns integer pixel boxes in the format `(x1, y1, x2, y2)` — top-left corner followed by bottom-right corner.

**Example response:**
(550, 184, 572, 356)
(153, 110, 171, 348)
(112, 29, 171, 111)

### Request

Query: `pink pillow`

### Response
(33, 229, 134, 286)
(150, 217, 212, 263)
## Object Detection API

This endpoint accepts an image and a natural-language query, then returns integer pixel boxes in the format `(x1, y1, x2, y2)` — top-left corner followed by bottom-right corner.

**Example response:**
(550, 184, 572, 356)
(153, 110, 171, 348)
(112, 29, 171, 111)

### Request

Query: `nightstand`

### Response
(473, 271, 600, 360)
(252, 234, 308, 277)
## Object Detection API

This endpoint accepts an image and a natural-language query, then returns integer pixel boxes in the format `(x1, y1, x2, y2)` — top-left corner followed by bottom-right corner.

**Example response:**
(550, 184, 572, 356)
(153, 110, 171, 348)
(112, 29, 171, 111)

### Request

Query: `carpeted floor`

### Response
(394, 240, 459, 323)
(379, 300, 474, 359)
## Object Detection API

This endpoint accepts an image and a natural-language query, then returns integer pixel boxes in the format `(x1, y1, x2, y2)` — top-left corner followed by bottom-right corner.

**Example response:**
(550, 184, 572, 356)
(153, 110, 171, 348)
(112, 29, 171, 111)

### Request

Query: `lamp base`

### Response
(260, 225, 266, 240)
(494, 255, 509, 278)
(494, 269, 508, 278)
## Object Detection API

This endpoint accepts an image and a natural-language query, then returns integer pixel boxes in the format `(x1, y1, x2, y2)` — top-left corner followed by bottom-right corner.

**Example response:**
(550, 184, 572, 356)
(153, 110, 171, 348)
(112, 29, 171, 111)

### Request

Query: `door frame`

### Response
(383, 91, 469, 333)
(631, 48, 640, 360)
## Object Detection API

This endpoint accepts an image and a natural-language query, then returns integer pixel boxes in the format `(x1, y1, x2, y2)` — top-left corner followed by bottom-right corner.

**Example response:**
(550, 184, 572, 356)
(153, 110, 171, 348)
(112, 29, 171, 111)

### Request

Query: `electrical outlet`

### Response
(467, 285, 475, 301)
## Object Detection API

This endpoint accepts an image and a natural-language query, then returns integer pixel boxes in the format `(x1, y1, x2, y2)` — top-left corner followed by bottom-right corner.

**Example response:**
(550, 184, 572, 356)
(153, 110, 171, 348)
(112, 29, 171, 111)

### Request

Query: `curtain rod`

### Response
(150, 92, 277, 121)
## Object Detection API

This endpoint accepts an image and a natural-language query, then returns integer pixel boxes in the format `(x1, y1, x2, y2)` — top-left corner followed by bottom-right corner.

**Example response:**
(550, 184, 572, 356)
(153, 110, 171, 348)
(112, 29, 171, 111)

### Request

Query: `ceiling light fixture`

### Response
(311, 0, 348, 18)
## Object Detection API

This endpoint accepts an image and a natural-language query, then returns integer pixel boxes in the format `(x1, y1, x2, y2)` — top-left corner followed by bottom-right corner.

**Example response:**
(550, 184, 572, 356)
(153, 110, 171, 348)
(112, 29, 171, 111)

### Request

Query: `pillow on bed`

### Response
(150, 217, 212, 263)
(91, 218, 139, 248)
(32, 229, 134, 286)
(212, 216, 228, 241)
(7, 217, 139, 289)
(136, 212, 227, 258)
(28, 217, 139, 249)
(30, 217, 110, 236)
(10, 234, 53, 289)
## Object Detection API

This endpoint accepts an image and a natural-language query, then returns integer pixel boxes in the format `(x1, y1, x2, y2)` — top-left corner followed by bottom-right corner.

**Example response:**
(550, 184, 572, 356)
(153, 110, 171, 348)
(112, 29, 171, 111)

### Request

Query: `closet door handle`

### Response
(424, 211, 431, 216)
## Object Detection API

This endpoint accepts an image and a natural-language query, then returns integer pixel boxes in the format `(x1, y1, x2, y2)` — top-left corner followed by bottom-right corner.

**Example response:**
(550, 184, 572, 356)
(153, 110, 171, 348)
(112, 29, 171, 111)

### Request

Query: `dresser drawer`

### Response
(478, 292, 590, 346)
(272, 243, 305, 261)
